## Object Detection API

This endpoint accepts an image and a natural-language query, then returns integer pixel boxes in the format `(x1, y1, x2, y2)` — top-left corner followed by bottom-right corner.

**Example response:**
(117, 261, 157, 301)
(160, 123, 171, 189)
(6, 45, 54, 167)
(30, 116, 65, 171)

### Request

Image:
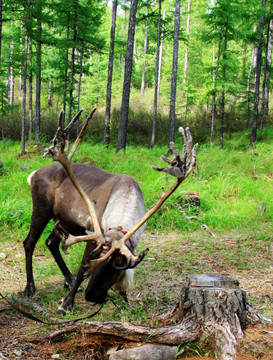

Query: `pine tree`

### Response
(250, 0, 267, 147)
(117, 0, 138, 152)
(104, 0, 118, 146)
(168, 0, 181, 145)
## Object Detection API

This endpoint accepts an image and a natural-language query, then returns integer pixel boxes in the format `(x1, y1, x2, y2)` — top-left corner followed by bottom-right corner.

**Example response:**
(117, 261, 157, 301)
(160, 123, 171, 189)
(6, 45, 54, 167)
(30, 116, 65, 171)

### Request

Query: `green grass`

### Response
(1, 127, 272, 244)
(0, 127, 272, 325)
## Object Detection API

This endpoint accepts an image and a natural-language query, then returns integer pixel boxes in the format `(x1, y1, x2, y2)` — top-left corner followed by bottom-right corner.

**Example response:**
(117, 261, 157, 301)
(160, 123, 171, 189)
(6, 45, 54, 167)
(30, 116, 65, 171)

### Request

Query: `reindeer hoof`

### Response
(57, 308, 66, 316)
(24, 283, 36, 297)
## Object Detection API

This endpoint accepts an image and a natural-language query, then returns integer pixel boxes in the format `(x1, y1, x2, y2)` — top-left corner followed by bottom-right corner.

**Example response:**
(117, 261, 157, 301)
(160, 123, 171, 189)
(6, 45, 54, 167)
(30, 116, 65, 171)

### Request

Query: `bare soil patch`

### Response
(0, 231, 272, 359)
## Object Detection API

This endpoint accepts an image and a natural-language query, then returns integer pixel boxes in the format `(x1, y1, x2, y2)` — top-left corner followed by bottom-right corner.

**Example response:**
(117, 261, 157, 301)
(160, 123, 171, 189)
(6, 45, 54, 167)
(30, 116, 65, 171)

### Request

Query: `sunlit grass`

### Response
(0, 126, 272, 322)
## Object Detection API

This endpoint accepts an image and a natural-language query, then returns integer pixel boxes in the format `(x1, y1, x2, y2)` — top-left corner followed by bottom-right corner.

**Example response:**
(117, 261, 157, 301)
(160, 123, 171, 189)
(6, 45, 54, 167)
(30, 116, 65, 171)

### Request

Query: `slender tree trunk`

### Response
(220, 28, 227, 150)
(28, 38, 33, 139)
(250, 0, 267, 147)
(68, 2, 78, 124)
(35, 18, 42, 143)
(246, 25, 258, 128)
(260, 17, 273, 131)
(157, 10, 165, 100)
(68, 46, 76, 123)
(140, 6, 148, 97)
(151, 0, 161, 149)
(210, 28, 223, 147)
(116, 0, 138, 152)
(168, 0, 181, 145)
(21, 34, 28, 155)
(242, 43, 247, 80)
(63, 47, 69, 125)
(8, 43, 14, 107)
(104, 0, 118, 146)
(183, 0, 191, 84)
(48, 80, 53, 106)
(77, 49, 83, 135)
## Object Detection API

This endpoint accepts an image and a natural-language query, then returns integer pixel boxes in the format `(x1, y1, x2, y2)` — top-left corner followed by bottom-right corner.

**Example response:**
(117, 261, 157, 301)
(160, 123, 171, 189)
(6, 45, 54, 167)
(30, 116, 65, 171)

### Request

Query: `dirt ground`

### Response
(0, 232, 272, 359)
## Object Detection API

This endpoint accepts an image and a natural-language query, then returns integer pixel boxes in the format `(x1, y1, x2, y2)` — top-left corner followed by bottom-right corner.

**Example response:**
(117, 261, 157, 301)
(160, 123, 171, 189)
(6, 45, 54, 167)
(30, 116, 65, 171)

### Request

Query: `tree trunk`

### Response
(246, 25, 258, 128)
(151, 0, 161, 149)
(183, 0, 191, 85)
(260, 17, 273, 131)
(21, 34, 28, 155)
(140, 6, 148, 97)
(116, 0, 138, 152)
(220, 28, 227, 150)
(250, 0, 267, 147)
(48, 80, 53, 107)
(104, 0, 118, 146)
(168, 0, 181, 145)
(157, 10, 165, 100)
(28, 38, 33, 139)
(68, 2, 78, 124)
(77, 50, 83, 135)
(8, 43, 14, 107)
(35, 18, 42, 143)
(210, 27, 222, 147)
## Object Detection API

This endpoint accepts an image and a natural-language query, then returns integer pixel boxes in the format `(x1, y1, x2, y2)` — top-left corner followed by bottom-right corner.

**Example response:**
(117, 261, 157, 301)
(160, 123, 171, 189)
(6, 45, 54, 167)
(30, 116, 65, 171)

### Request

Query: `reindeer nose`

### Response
(85, 288, 107, 304)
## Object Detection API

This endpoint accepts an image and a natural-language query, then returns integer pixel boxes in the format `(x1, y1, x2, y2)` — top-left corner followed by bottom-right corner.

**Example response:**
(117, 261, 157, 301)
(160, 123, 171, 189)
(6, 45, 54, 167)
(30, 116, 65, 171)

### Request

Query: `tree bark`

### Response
(157, 10, 165, 100)
(168, 0, 181, 145)
(68, 1, 78, 124)
(260, 17, 273, 131)
(151, 0, 161, 149)
(35, 18, 42, 143)
(48, 80, 53, 107)
(220, 28, 227, 150)
(117, 0, 138, 152)
(246, 25, 258, 128)
(21, 34, 28, 155)
(183, 0, 191, 85)
(28, 38, 33, 139)
(210, 28, 222, 147)
(104, 0, 118, 146)
(8, 43, 14, 107)
(77, 50, 83, 135)
(140, 6, 148, 97)
(250, 0, 267, 147)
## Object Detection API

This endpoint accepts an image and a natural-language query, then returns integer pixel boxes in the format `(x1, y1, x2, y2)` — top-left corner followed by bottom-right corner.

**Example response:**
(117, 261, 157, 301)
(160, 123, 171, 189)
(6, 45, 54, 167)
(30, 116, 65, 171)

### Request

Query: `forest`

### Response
(0, 0, 272, 152)
(1, 1, 273, 358)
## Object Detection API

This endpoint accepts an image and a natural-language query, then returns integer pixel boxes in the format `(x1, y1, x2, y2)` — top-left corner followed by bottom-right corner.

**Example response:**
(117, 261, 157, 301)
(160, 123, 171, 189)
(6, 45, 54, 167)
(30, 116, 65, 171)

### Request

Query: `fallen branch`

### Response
(34, 319, 200, 345)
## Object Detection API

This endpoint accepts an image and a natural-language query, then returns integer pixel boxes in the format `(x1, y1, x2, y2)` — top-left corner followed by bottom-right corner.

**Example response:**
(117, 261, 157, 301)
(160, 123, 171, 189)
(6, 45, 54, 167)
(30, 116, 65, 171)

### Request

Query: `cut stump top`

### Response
(185, 274, 240, 290)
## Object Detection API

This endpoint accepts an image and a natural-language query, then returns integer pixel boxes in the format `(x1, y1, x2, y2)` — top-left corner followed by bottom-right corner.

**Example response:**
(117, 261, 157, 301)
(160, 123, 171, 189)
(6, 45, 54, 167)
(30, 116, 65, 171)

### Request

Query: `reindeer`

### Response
(23, 109, 198, 315)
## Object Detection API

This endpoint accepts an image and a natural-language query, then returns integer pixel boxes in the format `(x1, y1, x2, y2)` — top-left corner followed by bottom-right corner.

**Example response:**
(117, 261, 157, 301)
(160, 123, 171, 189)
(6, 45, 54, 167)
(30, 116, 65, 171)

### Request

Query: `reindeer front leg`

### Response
(57, 242, 98, 315)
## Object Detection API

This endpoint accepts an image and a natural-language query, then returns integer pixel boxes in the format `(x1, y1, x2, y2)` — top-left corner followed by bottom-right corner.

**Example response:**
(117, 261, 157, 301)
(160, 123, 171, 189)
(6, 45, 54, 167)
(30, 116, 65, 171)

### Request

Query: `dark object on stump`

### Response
(181, 190, 200, 209)
(35, 274, 267, 360)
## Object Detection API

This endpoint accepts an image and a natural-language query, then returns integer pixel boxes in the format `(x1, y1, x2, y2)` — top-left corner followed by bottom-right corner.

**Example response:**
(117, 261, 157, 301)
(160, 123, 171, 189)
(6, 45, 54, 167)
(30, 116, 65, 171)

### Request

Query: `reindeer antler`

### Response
(43, 107, 106, 251)
(46, 118, 198, 276)
(82, 127, 198, 275)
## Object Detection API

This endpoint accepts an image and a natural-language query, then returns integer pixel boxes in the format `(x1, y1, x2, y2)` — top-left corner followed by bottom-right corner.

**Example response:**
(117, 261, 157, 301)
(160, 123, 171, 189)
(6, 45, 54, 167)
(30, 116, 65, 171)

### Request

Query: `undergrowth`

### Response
(0, 126, 272, 323)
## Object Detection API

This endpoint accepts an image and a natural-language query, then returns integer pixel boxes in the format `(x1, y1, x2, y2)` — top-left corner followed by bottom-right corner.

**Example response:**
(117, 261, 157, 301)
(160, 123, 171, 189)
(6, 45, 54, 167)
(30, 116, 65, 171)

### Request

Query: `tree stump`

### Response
(160, 274, 264, 360)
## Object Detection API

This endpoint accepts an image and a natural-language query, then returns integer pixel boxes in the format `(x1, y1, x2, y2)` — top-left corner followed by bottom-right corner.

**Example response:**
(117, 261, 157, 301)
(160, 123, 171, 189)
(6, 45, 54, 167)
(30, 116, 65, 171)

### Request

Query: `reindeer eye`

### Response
(112, 255, 129, 270)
